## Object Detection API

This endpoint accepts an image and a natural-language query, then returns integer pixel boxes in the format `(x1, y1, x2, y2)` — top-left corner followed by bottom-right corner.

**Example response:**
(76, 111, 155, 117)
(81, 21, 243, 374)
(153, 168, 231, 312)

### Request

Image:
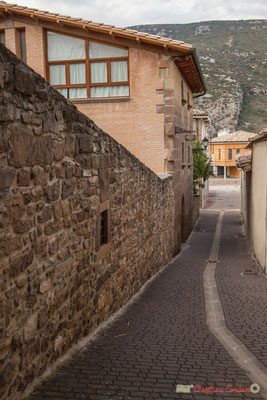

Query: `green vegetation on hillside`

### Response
(130, 20, 267, 134)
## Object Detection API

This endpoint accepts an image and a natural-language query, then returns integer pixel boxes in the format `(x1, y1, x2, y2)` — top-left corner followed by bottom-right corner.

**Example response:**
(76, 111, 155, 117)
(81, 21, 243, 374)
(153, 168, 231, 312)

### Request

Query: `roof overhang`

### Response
(173, 49, 206, 96)
(234, 151, 252, 171)
(211, 141, 248, 144)
(246, 129, 267, 148)
(0, 1, 206, 95)
(193, 112, 210, 125)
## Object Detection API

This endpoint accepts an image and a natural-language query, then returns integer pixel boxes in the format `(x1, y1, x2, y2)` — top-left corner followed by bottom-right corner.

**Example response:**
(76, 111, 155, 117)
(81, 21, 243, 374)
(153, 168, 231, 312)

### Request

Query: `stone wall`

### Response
(0, 44, 175, 400)
(158, 56, 194, 253)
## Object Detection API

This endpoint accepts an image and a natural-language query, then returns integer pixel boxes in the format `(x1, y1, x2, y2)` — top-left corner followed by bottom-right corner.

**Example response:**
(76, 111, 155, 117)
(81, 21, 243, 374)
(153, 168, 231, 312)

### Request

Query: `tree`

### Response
(193, 141, 213, 195)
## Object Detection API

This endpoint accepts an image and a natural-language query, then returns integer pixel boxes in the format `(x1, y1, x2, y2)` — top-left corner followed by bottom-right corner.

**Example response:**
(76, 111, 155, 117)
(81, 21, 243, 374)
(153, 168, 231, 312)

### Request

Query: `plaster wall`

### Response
(250, 141, 267, 271)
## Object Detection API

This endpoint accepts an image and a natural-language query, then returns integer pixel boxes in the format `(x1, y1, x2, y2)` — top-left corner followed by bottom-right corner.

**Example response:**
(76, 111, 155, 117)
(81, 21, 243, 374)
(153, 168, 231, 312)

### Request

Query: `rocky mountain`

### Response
(130, 20, 267, 136)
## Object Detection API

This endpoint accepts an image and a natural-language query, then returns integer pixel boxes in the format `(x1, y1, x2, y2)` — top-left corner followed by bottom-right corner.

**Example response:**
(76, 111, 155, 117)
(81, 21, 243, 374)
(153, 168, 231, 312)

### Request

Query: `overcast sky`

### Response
(13, 0, 267, 27)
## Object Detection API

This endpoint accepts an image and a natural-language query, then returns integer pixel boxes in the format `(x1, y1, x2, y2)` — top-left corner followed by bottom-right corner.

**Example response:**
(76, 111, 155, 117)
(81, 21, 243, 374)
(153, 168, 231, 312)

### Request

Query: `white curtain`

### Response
(69, 63, 86, 84)
(47, 31, 85, 61)
(69, 88, 87, 98)
(0, 32, 5, 45)
(49, 64, 66, 85)
(57, 88, 68, 97)
(91, 85, 129, 98)
(57, 87, 87, 99)
(89, 41, 128, 58)
(111, 61, 128, 82)
(20, 30, 27, 63)
(90, 62, 107, 83)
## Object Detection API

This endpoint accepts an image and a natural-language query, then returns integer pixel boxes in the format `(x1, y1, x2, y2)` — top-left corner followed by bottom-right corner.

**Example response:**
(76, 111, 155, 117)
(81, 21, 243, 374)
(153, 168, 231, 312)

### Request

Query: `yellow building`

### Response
(210, 130, 258, 178)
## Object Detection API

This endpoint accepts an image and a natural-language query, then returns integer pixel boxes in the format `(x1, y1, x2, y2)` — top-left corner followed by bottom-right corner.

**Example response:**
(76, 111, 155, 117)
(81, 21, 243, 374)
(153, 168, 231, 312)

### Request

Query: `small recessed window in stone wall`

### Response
(100, 209, 108, 247)
(96, 200, 110, 259)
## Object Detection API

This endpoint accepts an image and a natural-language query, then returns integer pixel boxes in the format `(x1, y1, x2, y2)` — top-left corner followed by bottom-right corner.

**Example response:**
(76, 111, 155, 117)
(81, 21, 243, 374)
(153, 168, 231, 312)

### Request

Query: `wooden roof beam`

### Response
(4, 7, 12, 15)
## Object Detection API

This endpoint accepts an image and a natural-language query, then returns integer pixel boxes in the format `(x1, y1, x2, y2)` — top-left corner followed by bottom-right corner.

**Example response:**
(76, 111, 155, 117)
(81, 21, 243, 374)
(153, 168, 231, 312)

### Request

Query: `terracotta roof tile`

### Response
(0, 0, 205, 94)
(234, 151, 252, 171)
(211, 130, 258, 143)
(0, 1, 195, 51)
(193, 109, 209, 116)
(246, 128, 267, 148)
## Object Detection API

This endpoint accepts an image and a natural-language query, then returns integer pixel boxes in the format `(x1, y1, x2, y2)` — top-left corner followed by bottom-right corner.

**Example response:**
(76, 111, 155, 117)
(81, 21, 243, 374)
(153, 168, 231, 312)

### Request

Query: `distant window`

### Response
(218, 149, 221, 160)
(236, 148, 240, 154)
(0, 31, 5, 45)
(182, 142, 185, 164)
(188, 145, 191, 164)
(47, 31, 129, 99)
(187, 91, 192, 110)
(228, 149, 232, 160)
(181, 80, 186, 105)
(17, 29, 27, 63)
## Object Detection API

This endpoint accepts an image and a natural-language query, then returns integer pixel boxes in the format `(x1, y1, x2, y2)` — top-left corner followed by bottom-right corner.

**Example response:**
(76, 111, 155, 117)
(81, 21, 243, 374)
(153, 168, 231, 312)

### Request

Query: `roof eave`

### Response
(212, 141, 250, 144)
(0, 2, 206, 95)
(191, 47, 206, 97)
(246, 131, 267, 148)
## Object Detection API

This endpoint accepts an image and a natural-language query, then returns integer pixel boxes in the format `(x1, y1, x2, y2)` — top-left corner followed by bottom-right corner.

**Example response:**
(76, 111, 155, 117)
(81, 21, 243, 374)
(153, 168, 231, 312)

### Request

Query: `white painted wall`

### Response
(250, 140, 267, 272)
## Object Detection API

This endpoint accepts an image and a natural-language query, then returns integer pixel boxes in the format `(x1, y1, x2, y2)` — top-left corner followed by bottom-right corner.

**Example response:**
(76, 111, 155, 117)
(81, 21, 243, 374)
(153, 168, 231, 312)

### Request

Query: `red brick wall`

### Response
(76, 47, 166, 173)
(0, 20, 45, 76)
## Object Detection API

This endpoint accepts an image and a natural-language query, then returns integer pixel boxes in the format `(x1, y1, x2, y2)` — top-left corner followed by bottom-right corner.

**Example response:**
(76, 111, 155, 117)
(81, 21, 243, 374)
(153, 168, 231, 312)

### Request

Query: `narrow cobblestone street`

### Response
(29, 180, 267, 400)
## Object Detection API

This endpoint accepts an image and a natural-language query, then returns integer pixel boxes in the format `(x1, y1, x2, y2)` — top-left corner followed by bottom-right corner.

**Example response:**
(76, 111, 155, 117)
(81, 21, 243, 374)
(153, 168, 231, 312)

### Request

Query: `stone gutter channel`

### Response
(203, 210, 267, 399)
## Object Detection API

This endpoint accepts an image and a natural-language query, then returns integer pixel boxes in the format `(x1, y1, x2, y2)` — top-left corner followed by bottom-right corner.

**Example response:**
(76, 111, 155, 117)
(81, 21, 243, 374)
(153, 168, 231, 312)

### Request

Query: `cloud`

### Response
(13, 0, 267, 26)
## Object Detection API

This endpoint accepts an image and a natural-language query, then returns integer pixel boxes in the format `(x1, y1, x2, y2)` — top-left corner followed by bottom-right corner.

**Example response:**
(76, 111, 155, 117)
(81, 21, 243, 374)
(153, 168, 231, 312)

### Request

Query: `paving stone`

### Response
(28, 211, 265, 400)
(216, 211, 267, 370)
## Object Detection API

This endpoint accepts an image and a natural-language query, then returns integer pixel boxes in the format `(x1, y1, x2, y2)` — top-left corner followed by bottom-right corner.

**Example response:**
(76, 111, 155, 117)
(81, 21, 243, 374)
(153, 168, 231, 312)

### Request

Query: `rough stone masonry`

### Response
(0, 43, 175, 399)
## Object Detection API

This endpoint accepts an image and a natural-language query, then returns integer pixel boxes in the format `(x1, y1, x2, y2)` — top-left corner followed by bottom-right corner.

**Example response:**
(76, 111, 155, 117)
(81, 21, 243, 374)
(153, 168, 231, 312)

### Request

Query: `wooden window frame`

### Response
(16, 28, 27, 63)
(218, 149, 221, 160)
(45, 29, 130, 100)
(228, 148, 232, 160)
(0, 30, 5, 45)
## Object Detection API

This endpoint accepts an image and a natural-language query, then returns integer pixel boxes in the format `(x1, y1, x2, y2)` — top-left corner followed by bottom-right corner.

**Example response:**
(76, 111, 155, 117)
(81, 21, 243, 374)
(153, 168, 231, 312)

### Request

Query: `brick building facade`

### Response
(0, 1, 206, 253)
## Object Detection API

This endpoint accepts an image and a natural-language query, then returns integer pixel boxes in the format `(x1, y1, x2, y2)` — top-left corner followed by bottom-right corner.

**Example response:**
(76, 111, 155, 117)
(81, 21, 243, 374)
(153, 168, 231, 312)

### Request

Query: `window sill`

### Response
(73, 97, 130, 104)
(96, 243, 111, 261)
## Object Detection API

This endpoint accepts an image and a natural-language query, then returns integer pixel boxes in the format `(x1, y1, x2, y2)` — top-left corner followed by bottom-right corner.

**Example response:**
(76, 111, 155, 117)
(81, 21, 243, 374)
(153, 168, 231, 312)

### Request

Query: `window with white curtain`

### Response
(0, 31, 5, 45)
(47, 31, 129, 99)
